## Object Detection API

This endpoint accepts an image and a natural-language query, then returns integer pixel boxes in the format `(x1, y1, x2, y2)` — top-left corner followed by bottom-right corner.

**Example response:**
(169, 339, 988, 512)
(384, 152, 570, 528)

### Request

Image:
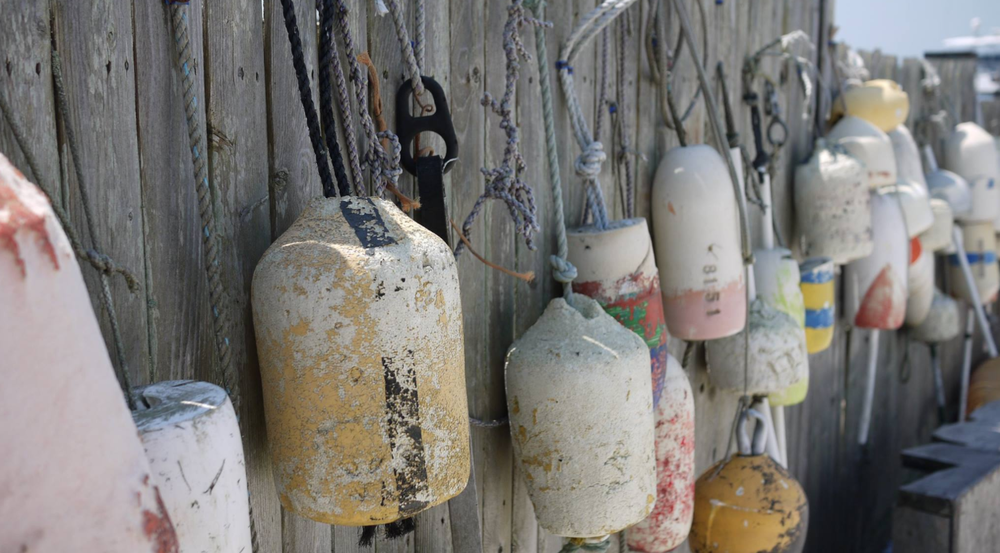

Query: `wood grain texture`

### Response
(203, 0, 280, 550)
(51, 0, 151, 386)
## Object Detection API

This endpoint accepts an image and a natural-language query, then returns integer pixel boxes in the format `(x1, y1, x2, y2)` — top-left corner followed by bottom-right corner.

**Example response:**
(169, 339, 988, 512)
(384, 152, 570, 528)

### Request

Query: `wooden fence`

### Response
(0, 0, 986, 552)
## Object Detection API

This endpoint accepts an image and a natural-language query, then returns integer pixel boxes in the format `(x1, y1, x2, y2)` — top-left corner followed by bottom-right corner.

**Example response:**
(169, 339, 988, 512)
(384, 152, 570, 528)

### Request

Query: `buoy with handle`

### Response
(568, 219, 668, 404)
(0, 153, 179, 552)
(833, 79, 909, 132)
(942, 122, 1000, 224)
(793, 138, 872, 265)
(625, 354, 695, 553)
(800, 257, 836, 354)
(826, 116, 897, 187)
(252, 196, 470, 526)
(689, 408, 808, 553)
(132, 381, 252, 552)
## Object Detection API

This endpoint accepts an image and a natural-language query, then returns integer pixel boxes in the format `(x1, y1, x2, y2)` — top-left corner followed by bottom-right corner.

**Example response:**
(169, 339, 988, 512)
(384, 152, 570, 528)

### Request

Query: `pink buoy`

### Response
(0, 153, 178, 552)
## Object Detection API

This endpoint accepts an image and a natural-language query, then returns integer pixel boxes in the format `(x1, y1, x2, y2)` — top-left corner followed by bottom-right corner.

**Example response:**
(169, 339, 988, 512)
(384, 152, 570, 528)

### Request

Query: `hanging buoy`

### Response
(920, 199, 955, 253)
(888, 125, 927, 188)
(967, 358, 1000, 417)
(943, 122, 1000, 224)
(799, 257, 835, 354)
(793, 138, 873, 265)
(568, 219, 668, 404)
(0, 153, 178, 552)
(911, 290, 961, 344)
(689, 409, 808, 553)
(753, 248, 809, 406)
(905, 236, 935, 327)
(506, 296, 656, 537)
(251, 196, 470, 526)
(892, 180, 934, 237)
(826, 116, 898, 187)
(132, 381, 252, 552)
(948, 222, 1000, 305)
(844, 187, 908, 330)
(833, 79, 909, 132)
(653, 144, 746, 340)
(626, 354, 695, 553)
(924, 145, 973, 220)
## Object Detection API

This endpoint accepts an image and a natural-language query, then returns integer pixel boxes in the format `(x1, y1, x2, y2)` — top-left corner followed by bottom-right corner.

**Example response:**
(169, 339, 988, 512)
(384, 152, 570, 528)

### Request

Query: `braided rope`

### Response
(557, 0, 638, 229)
(320, 0, 363, 194)
(322, 0, 364, 194)
(523, 0, 577, 298)
(455, 0, 544, 256)
(380, 0, 424, 96)
(614, 16, 636, 219)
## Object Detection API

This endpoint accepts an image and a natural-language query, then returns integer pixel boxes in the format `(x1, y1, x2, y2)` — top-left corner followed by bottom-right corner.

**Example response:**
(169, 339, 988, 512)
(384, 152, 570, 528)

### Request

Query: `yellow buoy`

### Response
(833, 79, 909, 132)
(690, 410, 808, 553)
(251, 196, 469, 526)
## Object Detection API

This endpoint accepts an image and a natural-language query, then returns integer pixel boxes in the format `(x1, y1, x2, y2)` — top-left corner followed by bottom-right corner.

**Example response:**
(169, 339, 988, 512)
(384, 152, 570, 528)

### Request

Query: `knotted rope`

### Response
(455, 0, 544, 257)
(320, 0, 363, 194)
(525, 0, 578, 298)
(557, 0, 638, 230)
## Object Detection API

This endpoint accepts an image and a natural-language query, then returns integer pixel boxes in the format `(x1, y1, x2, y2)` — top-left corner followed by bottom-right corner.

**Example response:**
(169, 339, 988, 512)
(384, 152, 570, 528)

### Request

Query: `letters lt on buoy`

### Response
(252, 196, 469, 526)
(0, 153, 179, 552)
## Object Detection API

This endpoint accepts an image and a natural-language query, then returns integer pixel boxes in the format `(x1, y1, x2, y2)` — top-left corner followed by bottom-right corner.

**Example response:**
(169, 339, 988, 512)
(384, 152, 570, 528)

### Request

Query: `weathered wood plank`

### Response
(203, 0, 280, 550)
(52, 0, 151, 386)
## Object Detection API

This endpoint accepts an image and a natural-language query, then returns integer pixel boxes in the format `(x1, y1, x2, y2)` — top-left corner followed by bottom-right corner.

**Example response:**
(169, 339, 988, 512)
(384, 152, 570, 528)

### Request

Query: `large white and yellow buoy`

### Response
(948, 221, 1000, 305)
(653, 144, 746, 341)
(132, 381, 252, 552)
(844, 187, 909, 330)
(943, 122, 1000, 224)
(568, 218, 668, 404)
(754, 248, 809, 406)
(689, 409, 808, 553)
(251, 196, 469, 526)
(0, 153, 178, 552)
(626, 353, 695, 553)
(827, 116, 897, 187)
(793, 138, 873, 265)
(506, 296, 656, 537)
(833, 79, 910, 132)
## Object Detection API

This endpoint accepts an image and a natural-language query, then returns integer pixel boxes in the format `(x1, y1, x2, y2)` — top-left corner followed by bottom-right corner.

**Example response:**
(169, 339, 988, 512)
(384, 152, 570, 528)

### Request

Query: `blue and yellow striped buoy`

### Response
(800, 257, 835, 354)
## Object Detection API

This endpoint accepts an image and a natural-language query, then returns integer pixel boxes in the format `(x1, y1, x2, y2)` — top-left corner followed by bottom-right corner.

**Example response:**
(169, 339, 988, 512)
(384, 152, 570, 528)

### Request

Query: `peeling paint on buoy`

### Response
(626, 354, 695, 552)
(506, 296, 655, 537)
(799, 257, 835, 354)
(943, 122, 1000, 224)
(948, 222, 1000, 305)
(251, 196, 469, 526)
(0, 152, 178, 553)
(568, 218, 668, 404)
(793, 139, 872, 265)
(827, 116, 897, 187)
(754, 249, 809, 406)
(133, 381, 252, 552)
(844, 188, 908, 329)
(652, 144, 746, 340)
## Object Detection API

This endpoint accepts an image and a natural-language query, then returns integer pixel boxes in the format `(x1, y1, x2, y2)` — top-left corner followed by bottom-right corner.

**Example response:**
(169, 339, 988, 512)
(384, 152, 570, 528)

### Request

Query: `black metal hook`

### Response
(396, 76, 458, 175)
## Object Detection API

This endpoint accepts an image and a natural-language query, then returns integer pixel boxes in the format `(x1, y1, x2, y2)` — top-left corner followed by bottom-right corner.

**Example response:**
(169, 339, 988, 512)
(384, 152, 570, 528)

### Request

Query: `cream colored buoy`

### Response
(943, 122, 1000, 224)
(844, 187, 908, 329)
(689, 410, 808, 553)
(568, 219, 668, 404)
(888, 125, 927, 189)
(892, 180, 934, 237)
(827, 116, 897, 187)
(753, 248, 809, 406)
(626, 354, 695, 553)
(948, 222, 1000, 305)
(800, 257, 836, 354)
(251, 196, 469, 525)
(911, 290, 961, 344)
(506, 296, 655, 537)
(833, 79, 909, 132)
(793, 139, 872, 265)
(653, 144, 746, 340)
(0, 153, 178, 552)
(920, 199, 954, 252)
(132, 381, 252, 552)
(924, 145, 973, 220)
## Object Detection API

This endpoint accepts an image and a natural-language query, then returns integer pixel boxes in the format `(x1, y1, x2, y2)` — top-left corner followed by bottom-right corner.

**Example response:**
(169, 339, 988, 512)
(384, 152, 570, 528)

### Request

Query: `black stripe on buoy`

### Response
(341, 197, 397, 248)
(381, 351, 430, 517)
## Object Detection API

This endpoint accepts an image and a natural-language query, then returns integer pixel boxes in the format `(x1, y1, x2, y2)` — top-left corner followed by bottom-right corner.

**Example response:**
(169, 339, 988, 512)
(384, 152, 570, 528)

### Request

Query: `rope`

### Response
(380, 0, 424, 96)
(525, 0, 578, 298)
(557, 0, 638, 230)
(613, 16, 636, 219)
(0, 60, 140, 409)
(166, 8, 260, 550)
(454, 0, 544, 257)
(320, 0, 363, 194)
(279, 0, 349, 197)
(647, 0, 707, 129)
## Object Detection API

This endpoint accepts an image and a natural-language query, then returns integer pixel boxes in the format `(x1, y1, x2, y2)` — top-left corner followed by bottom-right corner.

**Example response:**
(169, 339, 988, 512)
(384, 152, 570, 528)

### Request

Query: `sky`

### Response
(836, 0, 1000, 58)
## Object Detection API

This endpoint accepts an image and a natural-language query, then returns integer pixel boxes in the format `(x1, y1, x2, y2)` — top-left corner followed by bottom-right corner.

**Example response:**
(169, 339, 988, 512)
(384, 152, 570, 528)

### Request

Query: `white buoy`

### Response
(506, 296, 656, 537)
(653, 144, 746, 340)
(948, 222, 1000, 306)
(924, 145, 972, 220)
(0, 153, 178, 552)
(911, 290, 961, 344)
(793, 138, 873, 265)
(133, 381, 252, 552)
(827, 116, 898, 187)
(888, 125, 927, 189)
(919, 199, 954, 253)
(905, 236, 935, 327)
(892, 180, 934, 238)
(943, 122, 1000, 224)
(251, 196, 470, 525)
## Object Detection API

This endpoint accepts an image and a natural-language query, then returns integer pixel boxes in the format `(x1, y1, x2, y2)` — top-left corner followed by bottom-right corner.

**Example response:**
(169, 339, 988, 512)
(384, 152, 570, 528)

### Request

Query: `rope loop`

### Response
(85, 249, 140, 292)
(550, 255, 578, 284)
(574, 141, 607, 178)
